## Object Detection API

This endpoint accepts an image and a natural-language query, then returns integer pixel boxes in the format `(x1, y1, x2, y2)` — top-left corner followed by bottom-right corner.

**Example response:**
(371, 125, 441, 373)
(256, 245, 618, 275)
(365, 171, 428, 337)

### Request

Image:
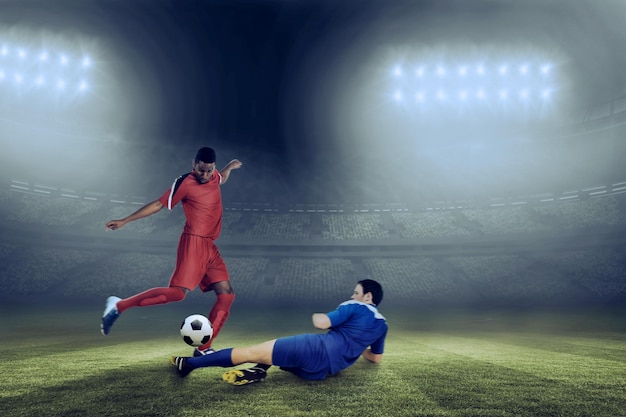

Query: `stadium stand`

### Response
(1, 187, 625, 307)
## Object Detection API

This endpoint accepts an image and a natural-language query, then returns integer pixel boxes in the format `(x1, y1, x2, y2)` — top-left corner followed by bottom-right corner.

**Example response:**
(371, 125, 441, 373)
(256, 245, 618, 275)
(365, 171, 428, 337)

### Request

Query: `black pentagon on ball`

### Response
(190, 319, 204, 331)
(183, 336, 194, 346)
(201, 335, 211, 344)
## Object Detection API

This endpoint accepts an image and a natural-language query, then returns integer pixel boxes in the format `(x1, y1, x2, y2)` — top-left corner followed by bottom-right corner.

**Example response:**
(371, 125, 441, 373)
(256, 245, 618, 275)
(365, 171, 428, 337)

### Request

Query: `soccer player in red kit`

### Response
(102, 147, 242, 356)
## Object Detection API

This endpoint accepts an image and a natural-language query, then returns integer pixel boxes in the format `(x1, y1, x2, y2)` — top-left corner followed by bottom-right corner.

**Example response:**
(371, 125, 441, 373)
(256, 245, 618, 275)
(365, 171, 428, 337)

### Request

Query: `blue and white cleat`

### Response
(193, 347, 215, 357)
(101, 296, 121, 335)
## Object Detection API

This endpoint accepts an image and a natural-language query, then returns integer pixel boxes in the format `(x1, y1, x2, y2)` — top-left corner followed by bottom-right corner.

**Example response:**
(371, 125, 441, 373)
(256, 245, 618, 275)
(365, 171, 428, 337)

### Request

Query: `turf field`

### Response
(1, 301, 625, 417)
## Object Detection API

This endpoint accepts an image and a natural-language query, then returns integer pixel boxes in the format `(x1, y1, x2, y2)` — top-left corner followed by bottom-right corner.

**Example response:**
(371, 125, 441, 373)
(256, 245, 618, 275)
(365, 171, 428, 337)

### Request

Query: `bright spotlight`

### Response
(387, 51, 560, 116)
(0, 33, 96, 99)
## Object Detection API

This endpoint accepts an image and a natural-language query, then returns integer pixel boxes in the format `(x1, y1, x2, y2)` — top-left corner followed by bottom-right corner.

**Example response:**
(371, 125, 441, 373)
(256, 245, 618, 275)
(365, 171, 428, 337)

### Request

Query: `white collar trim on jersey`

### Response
(339, 300, 386, 320)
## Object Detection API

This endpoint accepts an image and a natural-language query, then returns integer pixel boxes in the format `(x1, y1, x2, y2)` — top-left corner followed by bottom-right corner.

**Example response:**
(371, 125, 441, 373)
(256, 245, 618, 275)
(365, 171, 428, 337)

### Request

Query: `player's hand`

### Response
(229, 159, 243, 169)
(105, 220, 125, 231)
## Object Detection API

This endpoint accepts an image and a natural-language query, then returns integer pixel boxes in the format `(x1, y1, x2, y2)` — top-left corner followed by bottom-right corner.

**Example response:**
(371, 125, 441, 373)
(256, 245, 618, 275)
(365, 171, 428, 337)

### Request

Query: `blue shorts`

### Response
(272, 334, 330, 380)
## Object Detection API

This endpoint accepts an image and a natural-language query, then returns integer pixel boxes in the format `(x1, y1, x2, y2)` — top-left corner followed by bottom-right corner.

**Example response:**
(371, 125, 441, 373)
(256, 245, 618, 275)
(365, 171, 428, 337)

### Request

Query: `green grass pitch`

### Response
(1, 302, 625, 417)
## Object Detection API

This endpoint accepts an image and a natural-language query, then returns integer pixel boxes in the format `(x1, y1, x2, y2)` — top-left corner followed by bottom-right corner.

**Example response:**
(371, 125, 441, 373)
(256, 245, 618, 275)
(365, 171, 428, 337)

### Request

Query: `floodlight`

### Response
(387, 52, 560, 114)
(0, 33, 96, 99)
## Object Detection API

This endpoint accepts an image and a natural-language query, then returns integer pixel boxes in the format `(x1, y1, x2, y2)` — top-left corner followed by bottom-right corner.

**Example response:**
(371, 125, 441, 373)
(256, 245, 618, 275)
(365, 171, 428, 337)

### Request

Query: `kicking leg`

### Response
(172, 340, 276, 383)
(101, 287, 187, 335)
(196, 281, 234, 352)
(116, 286, 187, 312)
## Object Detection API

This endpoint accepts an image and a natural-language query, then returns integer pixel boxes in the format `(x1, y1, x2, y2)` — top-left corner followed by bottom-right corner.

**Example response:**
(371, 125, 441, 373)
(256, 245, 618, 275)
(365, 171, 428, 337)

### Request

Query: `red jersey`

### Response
(158, 171, 223, 239)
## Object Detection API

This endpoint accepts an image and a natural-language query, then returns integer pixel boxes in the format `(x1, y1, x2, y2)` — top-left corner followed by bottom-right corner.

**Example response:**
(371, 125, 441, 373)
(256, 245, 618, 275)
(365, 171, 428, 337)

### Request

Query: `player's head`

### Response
(355, 279, 384, 306)
(192, 147, 217, 184)
(195, 147, 216, 164)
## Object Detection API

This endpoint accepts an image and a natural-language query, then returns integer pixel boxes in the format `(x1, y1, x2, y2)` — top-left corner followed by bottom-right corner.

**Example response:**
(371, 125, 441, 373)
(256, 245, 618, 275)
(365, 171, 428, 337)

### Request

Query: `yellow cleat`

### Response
(222, 367, 266, 385)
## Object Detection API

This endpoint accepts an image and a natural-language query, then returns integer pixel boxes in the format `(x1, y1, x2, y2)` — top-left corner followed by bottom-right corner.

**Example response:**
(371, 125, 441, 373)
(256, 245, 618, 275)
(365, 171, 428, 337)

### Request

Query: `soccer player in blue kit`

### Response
(171, 279, 387, 385)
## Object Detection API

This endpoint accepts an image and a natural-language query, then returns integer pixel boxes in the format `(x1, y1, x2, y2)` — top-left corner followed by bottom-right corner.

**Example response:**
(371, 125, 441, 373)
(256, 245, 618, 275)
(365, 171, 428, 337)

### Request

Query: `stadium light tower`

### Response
(388, 50, 558, 115)
(0, 39, 94, 97)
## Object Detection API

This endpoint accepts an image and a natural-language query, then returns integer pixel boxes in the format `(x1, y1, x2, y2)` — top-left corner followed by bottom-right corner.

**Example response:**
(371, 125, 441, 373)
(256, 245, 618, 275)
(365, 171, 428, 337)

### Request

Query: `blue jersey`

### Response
(322, 300, 388, 375)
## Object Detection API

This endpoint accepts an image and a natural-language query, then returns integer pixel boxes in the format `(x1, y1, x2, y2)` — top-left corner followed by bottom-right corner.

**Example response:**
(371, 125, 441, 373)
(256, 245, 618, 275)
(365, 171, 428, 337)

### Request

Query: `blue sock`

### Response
(187, 348, 234, 368)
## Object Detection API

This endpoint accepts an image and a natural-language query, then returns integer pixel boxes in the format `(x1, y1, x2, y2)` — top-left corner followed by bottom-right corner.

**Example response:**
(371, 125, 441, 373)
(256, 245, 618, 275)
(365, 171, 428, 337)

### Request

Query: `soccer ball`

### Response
(180, 314, 213, 347)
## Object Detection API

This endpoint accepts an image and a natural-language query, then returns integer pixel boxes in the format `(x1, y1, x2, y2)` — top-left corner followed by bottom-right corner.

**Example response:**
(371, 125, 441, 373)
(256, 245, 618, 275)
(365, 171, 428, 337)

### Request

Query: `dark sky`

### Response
(3, 0, 625, 142)
(2, 0, 626, 202)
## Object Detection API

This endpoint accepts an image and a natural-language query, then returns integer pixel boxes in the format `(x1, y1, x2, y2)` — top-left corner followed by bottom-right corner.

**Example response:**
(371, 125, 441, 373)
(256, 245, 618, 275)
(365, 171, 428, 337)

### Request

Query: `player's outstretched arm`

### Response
(362, 348, 383, 364)
(219, 159, 243, 184)
(105, 200, 164, 230)
(312, 313, 331, 329)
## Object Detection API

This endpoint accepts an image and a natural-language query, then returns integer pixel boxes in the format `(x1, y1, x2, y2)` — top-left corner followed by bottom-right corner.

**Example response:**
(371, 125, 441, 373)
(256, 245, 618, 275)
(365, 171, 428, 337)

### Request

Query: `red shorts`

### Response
(169, 233, 229, 292)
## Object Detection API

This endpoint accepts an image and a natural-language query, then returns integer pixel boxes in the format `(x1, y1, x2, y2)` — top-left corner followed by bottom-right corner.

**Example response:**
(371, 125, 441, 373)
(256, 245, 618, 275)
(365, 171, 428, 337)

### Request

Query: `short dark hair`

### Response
(358, 279, 383, 306)
(195, 147, 216, 164)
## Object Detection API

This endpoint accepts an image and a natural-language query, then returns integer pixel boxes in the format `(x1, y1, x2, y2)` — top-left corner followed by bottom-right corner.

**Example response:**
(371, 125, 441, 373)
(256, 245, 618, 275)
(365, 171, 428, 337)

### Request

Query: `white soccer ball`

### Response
(180, 314, 213, 347)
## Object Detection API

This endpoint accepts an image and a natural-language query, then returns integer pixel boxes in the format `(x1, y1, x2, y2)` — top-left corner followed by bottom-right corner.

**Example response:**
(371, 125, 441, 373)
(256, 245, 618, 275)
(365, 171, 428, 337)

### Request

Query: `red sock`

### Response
(116, 287, 187, 313)
(200, 293, 235, 350)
